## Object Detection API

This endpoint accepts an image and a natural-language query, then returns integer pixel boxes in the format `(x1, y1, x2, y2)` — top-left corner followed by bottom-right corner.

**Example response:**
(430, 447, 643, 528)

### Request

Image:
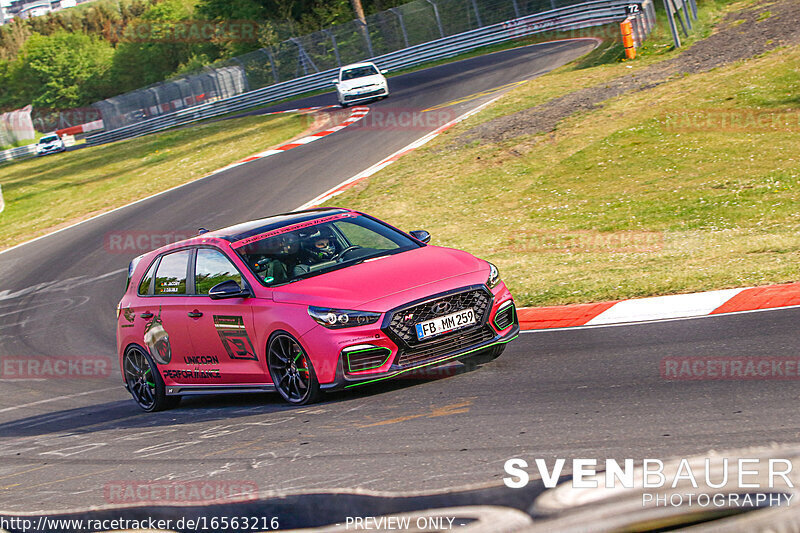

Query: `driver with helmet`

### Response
(290, 226, 341, 278)
(300, 226, 339, 264)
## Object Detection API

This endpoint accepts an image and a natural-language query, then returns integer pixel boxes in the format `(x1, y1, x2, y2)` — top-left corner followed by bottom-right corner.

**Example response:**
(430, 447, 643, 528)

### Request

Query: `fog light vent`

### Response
(493, 302, 517, 331)
(344, 345, 392, 373)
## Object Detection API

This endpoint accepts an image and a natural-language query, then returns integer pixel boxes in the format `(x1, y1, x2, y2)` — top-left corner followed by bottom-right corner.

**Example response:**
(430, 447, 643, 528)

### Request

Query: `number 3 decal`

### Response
(213, 315, 258, 361)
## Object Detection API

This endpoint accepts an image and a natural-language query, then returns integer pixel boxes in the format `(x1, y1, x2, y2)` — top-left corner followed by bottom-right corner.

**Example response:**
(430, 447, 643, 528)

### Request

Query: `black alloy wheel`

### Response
(123, 346, 179, 412)
(267, 333, 321, 405)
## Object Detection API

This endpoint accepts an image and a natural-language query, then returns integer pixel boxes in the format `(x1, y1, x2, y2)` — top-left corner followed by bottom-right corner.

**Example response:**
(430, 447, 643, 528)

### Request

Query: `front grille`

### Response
(397, 325, 495, 367)
(386, 287, 492, 346)
(494, 303, 517, 331)
(345, 347, 391, 373)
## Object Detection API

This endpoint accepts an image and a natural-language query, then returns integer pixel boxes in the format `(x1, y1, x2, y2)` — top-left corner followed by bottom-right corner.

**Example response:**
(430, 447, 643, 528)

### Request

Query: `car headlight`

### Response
(487, 262, 501, 289)
(308, 306, 381, 329)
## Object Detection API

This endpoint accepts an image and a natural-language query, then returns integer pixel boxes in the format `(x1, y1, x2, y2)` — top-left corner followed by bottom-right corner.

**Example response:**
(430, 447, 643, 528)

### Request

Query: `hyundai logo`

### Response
(432, 301, 451, 315)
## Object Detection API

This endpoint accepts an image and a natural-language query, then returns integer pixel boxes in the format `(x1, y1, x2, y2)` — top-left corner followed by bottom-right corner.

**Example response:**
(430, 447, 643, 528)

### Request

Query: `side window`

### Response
(154, 250, 190, 295)
(137, 259, 158, 295)
(195, 248, 242, 295)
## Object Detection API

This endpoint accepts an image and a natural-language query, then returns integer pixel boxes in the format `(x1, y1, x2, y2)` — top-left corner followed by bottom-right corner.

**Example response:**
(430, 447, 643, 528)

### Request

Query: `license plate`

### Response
(415, 308, 476, 340)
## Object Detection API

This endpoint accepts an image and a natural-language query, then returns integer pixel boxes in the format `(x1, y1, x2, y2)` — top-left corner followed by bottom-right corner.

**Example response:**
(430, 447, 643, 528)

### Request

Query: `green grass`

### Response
(451, 0, 733, 128)
(322, 3, 800, 307)
(0, 112, 310, 249)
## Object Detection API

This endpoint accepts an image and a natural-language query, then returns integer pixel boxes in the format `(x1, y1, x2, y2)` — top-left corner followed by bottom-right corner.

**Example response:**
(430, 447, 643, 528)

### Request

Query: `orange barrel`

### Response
(621, 18, 636, 59)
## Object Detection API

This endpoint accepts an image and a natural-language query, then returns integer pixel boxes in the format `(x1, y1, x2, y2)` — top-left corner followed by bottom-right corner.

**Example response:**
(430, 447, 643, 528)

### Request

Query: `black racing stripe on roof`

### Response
(214, 208, 350, 242)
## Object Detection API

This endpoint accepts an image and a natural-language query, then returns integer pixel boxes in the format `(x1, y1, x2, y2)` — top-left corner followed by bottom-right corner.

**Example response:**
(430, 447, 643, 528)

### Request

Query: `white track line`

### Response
(0, 387, 120, 414)
(0, 106, 367, 257)
(585, 288, 748, 325)
(521, 304, 800, 333)
(296, 95, 505, 210)
(297, 38, 603, 209)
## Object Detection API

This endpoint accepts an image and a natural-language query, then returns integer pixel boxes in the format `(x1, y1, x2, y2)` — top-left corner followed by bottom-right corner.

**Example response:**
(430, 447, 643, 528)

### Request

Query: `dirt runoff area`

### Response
(456, 0, 800, 146)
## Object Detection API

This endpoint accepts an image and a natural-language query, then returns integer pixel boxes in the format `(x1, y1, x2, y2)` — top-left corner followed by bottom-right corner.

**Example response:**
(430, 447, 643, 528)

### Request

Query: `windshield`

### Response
(341, 65, 378, 80)
(40, 135, 59, 143)
(234, 214, 421, 286)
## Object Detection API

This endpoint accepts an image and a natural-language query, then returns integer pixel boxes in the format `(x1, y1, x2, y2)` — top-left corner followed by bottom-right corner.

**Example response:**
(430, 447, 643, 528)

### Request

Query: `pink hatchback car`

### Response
(117, 208, 518, 411)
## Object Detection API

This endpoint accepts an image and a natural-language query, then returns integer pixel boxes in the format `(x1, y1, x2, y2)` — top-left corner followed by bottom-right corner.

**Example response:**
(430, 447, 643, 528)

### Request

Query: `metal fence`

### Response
(93, 66, 249, 131)
(0, 144, 37, 163)
(89, 0, 653, 135)
(86, 0, 654, 146)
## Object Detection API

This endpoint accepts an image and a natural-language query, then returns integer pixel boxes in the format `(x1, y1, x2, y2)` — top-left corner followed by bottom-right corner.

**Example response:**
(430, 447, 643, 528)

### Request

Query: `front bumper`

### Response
(321, 321, 519, 390)
(314, 284, 519, 391)
(341, 86, 388, 103)
(37, 146, 66, 155)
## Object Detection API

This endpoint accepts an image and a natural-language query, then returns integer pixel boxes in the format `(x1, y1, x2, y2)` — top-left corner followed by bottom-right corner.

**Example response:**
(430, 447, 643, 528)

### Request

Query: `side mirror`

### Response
(209, 279, 251, 300)
(409, 230, 431, 244)
(380, 69, 388, 74)
(331, 79, 339, 85)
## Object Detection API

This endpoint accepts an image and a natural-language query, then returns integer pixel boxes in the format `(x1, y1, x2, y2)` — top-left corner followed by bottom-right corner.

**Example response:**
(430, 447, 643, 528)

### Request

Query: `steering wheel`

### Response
(335, 245, 361, 261)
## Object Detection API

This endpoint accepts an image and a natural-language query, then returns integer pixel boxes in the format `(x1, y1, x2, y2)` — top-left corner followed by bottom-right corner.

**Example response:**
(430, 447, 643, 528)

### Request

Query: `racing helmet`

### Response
(301, 227, 337, 261)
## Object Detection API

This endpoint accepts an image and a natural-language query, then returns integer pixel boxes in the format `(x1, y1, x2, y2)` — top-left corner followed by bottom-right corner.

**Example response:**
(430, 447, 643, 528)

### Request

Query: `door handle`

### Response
(188, 310, 203, 318)
(140, 312, 154, 319)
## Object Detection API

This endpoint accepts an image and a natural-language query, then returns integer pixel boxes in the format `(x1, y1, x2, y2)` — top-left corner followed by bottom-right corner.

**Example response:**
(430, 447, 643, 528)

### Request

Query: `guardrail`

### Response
(82, 0, 652, 147)
(0, 144, 37, 163)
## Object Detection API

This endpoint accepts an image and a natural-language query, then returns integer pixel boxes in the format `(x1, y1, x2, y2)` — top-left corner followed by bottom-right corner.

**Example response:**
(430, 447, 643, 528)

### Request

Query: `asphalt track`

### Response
(0, 39, 799, 515)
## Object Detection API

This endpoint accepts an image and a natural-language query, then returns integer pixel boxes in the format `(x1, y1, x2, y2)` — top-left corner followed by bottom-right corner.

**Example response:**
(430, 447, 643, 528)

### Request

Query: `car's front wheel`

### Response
(123, 345, 180, 412)
(267, 332, 321, 405)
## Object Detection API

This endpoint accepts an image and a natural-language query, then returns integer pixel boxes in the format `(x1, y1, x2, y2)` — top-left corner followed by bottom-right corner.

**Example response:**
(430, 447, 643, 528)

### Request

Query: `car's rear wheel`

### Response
(462, 344, 505, 370)
(267, 332, 321, 405)
(123, 345, 180, 412)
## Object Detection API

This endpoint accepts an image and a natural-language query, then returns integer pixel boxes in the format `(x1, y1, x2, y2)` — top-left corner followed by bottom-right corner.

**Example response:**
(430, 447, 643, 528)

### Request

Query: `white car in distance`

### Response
(333, 62, 389, 107)
(36, 133, 67, 156)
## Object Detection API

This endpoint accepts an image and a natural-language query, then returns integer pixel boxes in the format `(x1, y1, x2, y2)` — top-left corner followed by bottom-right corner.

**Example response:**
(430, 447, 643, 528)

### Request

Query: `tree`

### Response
(9, 32, 114, 109)
(0, 20, 32, 61)
(108, 0, 198, 91)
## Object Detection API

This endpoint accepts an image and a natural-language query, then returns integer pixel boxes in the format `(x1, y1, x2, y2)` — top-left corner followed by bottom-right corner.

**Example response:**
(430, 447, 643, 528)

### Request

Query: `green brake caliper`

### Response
(294, 351, 308, 373)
